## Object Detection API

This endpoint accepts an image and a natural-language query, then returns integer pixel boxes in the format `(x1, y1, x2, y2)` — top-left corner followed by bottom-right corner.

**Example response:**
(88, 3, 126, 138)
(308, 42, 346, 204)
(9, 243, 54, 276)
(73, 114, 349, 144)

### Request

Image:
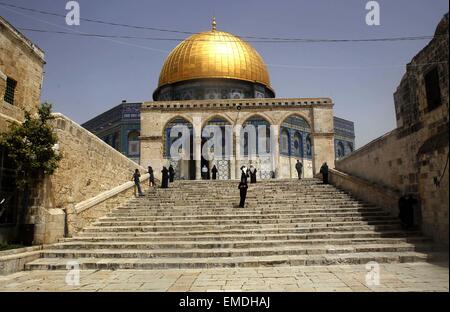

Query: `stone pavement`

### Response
(0, 262, 448, 292)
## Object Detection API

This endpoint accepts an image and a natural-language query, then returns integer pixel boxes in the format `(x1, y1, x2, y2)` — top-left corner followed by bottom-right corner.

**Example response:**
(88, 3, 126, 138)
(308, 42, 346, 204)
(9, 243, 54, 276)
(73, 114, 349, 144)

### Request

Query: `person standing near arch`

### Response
(168, 165, 175, 183)
(320, 162, 329, 184)
(249, 165, 257, 183)
(211, 165, 218, 180)
(295, 160, 303, 180)
(161, 166, 169, 188)
(148, 165, 155, 187)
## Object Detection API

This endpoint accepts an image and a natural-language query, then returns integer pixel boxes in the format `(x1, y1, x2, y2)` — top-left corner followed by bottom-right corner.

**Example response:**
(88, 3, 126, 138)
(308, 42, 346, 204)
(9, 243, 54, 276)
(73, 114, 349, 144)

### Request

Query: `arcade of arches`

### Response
(140, 98, 335, 180)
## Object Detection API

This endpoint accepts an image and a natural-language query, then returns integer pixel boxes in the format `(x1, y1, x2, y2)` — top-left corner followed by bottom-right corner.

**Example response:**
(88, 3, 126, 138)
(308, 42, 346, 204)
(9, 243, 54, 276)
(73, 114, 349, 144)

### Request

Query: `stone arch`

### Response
(161, 115, 194, 135)
(278, 112, 312, 130)
(238, 112, 274, 126)
(201, 114, 233, 128)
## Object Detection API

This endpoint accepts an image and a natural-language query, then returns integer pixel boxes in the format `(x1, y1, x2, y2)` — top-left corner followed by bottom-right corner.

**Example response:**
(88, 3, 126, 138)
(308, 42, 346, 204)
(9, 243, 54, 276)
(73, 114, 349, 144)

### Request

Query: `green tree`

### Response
(0, 102, 62, 189)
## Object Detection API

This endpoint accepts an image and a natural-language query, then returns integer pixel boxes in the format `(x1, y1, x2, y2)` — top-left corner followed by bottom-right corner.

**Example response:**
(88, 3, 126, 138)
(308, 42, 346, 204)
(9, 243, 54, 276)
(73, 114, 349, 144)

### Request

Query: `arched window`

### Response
(164, 117, 193, 158)
(241, 116, 271, 157)
(280, 129, 290, 155)
(128, 131, 140, 156)
(292, 131, 303, 157)
(281, 115, 311, 159)
(306, 135, 312, 158)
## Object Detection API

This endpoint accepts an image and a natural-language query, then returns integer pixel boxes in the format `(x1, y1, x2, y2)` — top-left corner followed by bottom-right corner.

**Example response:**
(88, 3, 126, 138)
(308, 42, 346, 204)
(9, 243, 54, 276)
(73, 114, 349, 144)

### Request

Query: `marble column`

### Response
(272, 125, 281, 179)
(193, 117, 202, 180)
(234, 124, 242, 180)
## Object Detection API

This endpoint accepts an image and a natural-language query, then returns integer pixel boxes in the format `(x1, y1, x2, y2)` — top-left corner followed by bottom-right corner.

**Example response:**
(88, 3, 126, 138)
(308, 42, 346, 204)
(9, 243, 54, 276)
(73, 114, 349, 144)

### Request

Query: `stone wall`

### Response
(31, 113, 149, 241)
(329, 169, 400, 217)
(335, 13, 449, 245)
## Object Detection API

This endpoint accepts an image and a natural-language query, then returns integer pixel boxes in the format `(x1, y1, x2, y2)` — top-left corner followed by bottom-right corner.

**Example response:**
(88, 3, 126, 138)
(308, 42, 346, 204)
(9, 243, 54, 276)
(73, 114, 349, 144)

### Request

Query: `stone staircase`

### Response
(25, 179, 438, 270)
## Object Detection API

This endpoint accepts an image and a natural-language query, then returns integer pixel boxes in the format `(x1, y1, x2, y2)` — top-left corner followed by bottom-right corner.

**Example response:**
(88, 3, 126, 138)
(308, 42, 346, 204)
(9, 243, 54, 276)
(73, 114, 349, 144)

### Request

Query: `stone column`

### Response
(311, 106, 335, 175)
(193, 117, 202, 180)
(234, 125, 242, 179)
(272, 125, 281, 179)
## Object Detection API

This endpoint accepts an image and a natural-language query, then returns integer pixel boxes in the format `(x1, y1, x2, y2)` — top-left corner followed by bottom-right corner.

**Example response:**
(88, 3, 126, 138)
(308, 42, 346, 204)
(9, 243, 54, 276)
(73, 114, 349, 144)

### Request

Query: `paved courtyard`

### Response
(0, 262, 448, 292)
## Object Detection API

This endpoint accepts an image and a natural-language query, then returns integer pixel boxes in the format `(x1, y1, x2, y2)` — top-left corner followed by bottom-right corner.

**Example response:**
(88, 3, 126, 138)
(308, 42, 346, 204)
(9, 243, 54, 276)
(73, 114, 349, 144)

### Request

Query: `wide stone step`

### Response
(107, 208, 389, 217)
(25, 251, 432, 270)
(40, 243, 428, 260)
(92, 216, 399, 227)
(53, 237, 432, 250)
(72, 230, 423, 241)
(100, 212, 390, 222)
(82, 222, 401, 233)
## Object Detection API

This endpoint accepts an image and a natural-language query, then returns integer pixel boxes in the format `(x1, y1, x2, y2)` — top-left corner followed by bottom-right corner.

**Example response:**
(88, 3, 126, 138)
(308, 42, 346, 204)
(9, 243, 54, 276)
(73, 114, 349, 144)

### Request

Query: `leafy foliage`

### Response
(0, 102, 62, 188)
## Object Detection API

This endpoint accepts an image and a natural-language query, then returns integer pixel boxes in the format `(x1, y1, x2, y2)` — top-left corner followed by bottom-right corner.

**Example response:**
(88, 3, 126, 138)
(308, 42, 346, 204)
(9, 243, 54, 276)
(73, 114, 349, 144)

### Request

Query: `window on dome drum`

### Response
(4, 77, 17, 105)
(424, 67, 442, 112)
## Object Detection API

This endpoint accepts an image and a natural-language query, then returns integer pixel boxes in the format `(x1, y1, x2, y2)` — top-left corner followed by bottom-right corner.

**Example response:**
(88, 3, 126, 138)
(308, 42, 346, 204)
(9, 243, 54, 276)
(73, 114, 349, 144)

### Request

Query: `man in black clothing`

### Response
(148, 166, 155, 187)
(133, 169, 144, 196)
(240, 166, 249, 183)
(168, 165, 175, 183)
(319, 162, 329, 184)
(295, 160, 303, 180)
(161, 166, 169, 188)
(238, 178, 248, 208)
(211, 165, 218, 180)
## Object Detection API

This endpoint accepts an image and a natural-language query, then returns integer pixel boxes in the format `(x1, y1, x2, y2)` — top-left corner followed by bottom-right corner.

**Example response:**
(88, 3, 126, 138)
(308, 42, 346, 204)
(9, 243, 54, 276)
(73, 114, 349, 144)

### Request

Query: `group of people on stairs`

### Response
(132, 161, 330, 209)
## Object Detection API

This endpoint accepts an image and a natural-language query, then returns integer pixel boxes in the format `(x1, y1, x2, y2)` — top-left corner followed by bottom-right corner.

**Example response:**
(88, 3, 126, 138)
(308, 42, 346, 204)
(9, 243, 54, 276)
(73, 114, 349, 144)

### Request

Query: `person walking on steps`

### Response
(148, 165, 155, 187)
(133, 169, 144, 196)
(168, 165, 175, 183)
(295, 160, 303, 180)
(240, 166, 249, 183)
(161, 166, 169, 188)
(238, 177, 248, 208)
(320, 162, 329, 184)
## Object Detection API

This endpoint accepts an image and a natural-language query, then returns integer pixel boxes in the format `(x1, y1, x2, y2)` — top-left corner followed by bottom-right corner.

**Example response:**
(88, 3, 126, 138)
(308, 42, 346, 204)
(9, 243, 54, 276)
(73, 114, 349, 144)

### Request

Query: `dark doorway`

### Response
(0, 146, 19, 244)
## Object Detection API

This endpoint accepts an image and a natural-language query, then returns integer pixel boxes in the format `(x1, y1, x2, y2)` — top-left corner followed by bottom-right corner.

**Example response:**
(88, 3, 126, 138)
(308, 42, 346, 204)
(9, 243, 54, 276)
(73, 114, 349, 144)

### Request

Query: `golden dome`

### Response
(157, 24, 272, 91)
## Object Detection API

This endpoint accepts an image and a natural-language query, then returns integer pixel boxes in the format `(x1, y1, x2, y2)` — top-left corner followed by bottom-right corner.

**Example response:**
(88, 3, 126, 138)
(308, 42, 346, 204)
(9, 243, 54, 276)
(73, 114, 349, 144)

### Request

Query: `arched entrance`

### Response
(202, 117, 232, 180)
(280, 115, 313, 178)
(163, 117, 195, 180)
(241, 116, 273, 180)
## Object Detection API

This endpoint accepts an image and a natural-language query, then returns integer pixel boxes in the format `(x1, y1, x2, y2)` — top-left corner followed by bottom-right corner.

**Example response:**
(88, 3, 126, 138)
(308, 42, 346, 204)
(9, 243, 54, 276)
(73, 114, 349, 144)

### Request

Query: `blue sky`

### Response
(0, 0, 448, 147)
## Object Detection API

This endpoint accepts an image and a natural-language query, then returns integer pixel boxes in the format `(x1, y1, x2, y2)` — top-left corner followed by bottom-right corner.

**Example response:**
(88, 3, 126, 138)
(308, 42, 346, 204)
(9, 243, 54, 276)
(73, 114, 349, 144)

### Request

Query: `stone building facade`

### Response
(0, 16, 45, 243)
(335, 13, 449, 245)
(140, 98, 336, 181)
(83, 101, 355, 168)
(0, 16, 45, 132)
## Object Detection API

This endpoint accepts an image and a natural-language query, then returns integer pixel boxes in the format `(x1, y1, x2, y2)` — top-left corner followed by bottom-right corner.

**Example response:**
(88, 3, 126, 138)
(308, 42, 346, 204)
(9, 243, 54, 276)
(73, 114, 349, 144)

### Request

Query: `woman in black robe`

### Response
(211, 165, 218, 180)
(161, 166, 169, 188)
(168, 165, 175, 183)
(249, 166, 257, 183)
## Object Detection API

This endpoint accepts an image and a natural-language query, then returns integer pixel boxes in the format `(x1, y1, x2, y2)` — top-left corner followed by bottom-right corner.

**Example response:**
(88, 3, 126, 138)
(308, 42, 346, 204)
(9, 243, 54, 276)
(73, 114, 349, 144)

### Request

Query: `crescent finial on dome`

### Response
(212, 16, 217, 31)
